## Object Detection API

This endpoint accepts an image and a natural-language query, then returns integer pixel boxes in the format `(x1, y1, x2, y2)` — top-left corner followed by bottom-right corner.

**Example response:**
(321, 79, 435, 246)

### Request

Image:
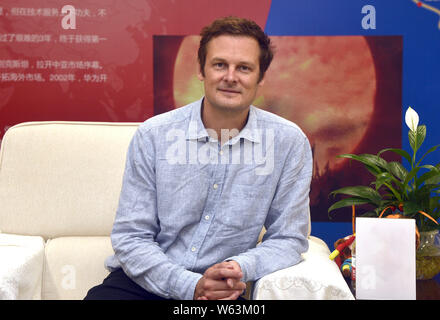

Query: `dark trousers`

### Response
(84, 268, 171, 300)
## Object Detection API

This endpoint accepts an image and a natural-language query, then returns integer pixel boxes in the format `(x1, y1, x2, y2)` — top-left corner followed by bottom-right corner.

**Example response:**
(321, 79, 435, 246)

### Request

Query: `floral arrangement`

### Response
(328, 107, 440, 232)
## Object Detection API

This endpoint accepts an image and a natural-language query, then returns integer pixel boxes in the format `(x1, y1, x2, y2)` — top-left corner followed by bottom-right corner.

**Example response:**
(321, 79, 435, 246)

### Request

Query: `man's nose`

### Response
(223, 66, 238, 83)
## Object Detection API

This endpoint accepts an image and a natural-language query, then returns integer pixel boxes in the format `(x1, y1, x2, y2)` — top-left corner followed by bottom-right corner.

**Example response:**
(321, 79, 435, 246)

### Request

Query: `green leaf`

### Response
(403, 201, 422, 216)
(387, 161, 408, 181)
(359, 154, 389, 170)
(330, 186, 382, 205)
(373, 172, 404, 195)
(428, 197, 440, 217)
(361, 211, 380, 218)
(378, 148, 412, 165)
(429, 196, 440, 205)
(416, 144, 440, 167)
(364, 164, 382, 176)
(416, 184, 440, 202)
(417, 168, 440, 186)
(372, 172, 392, 190)
(383, 193, 395, 201)
(328, 197, 373, 213)
(403, 166, 420, 190)
(425, 172, 440, 185)
(337, 153, 386, 173)
(408, 125, 426, 153)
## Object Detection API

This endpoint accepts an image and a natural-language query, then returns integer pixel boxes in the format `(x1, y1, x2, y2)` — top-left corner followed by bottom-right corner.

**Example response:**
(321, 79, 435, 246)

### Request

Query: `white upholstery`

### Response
(0, 121, 138, 239)
(253, 236, 354, 300)
(0, 234, 44, 299)
(0, 121, 353, 300)
(0, 121, 138, 300)
(42, 236, 113, 300)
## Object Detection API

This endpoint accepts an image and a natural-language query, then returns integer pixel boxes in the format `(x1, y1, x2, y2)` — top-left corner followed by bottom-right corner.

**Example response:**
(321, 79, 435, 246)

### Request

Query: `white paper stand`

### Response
(355, 217, 416, 300)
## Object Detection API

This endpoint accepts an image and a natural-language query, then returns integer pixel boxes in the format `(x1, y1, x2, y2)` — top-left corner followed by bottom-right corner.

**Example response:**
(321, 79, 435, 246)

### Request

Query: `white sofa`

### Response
(0, 121, 354, 300)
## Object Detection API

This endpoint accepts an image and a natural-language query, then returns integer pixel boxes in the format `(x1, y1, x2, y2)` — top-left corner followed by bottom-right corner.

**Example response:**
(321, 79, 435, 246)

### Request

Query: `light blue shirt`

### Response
(105, 98, 313, 300)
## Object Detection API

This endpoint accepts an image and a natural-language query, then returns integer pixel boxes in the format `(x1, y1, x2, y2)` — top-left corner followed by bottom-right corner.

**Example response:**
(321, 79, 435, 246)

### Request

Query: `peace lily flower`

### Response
(405, 106, 419, 132)
(328, 106, 440, 232)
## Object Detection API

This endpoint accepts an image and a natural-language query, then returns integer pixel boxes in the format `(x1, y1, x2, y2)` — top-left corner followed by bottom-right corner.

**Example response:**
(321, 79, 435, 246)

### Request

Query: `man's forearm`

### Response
(226, 233, 308, 283)
(112, 232, 203, 299)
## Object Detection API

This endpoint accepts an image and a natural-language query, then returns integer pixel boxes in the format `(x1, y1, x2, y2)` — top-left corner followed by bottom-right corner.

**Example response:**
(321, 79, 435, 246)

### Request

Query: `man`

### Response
(85, 16, 312, 300)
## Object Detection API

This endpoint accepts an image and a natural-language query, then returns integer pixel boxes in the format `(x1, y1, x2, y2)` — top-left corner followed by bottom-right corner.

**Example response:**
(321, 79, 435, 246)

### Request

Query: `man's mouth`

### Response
(218, 88, 241, 94)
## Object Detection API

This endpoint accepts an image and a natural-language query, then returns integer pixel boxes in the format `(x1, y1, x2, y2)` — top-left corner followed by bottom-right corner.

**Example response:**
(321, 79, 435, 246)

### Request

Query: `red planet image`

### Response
(154, 35, 402, 222)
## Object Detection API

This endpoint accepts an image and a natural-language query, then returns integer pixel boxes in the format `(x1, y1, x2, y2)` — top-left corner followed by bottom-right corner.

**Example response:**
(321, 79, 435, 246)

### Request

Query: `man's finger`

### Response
(217, 290, 244, 300)
(204, 278, 246, 291)
(206, 267, 242, 280)
(204, 289, 244, 300)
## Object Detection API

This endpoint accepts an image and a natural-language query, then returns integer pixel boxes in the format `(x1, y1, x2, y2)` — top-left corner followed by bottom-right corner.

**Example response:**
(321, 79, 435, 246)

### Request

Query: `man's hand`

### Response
(194, 261, 246, 300)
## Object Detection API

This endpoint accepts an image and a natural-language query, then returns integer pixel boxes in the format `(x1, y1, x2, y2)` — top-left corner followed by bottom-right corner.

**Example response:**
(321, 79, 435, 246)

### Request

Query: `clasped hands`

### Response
(194, 261, 246, 300)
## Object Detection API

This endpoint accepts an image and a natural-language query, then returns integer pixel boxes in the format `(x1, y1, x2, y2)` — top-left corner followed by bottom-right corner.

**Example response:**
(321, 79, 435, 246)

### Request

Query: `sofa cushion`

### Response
(42, 236, 113, 300)
(0, 233, 45, 299)
(0, 122, 139, 239)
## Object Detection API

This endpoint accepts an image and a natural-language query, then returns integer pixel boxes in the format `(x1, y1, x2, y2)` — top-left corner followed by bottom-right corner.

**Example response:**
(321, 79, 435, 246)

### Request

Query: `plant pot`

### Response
(416, 230, 440, 280)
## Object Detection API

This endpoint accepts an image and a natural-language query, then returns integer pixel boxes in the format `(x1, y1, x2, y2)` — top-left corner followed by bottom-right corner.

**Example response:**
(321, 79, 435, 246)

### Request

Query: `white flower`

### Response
(405, 106, 419, 132)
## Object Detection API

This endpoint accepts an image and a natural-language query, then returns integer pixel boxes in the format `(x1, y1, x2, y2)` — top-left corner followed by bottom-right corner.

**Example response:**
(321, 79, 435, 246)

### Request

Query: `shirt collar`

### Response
(186, 97, 261, 144)
(186, 98, 210, 141)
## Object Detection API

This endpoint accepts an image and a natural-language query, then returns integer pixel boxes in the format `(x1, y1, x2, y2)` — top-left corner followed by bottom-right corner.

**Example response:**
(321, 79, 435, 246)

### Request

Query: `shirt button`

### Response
(191, 247, 196, 252)
(213, 183, 218, 189)
(219, 150, 224, 156)
(205, 215, 210, 220)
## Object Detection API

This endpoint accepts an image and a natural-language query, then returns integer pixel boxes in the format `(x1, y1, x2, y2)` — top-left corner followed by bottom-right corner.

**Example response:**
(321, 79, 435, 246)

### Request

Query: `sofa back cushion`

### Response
(0, 122, 139, 239)
(42, 236, 113, 299)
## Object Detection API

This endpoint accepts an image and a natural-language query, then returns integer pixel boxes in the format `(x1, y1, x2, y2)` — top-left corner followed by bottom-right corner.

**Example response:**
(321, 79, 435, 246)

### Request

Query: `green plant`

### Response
(328, 107, 440, 231)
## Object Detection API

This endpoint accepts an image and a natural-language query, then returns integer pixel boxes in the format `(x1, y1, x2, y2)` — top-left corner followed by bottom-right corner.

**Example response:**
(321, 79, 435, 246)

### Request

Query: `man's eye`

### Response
(239, 65, 250, 72)
(214, 63, 225, 69)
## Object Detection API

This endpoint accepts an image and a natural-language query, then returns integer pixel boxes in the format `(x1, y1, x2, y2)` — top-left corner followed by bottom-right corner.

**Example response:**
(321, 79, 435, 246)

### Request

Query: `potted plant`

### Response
(328, 106, 440, 279)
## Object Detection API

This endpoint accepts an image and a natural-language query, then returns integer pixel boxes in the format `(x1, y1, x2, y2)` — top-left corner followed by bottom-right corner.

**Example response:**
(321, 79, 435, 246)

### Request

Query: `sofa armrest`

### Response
(0, 233, 45, 299)
(252, 236, 354, 300)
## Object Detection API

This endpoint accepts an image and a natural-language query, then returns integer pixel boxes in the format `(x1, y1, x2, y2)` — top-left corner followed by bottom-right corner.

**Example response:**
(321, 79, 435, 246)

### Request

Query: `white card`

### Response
(355, 217, 416, 300)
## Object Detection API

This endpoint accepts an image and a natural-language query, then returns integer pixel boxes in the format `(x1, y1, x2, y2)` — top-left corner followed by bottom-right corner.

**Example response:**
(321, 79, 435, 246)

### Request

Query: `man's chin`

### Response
(215, 102, 249, 113)
(205, 94, 252, 113)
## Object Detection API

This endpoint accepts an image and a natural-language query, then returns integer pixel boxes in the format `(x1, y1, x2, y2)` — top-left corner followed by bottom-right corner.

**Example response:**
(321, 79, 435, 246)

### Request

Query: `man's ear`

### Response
(197, 66, 205, 81)
(257, 73, 266, 86)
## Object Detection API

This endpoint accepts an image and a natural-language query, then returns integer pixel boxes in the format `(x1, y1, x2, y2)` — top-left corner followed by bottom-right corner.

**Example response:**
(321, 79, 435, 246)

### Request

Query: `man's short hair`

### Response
(198, 16, 274, 82)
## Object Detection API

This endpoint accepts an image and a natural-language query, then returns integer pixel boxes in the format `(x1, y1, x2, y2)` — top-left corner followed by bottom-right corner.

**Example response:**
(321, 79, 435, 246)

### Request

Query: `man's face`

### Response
(198, 35, 264, 114)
